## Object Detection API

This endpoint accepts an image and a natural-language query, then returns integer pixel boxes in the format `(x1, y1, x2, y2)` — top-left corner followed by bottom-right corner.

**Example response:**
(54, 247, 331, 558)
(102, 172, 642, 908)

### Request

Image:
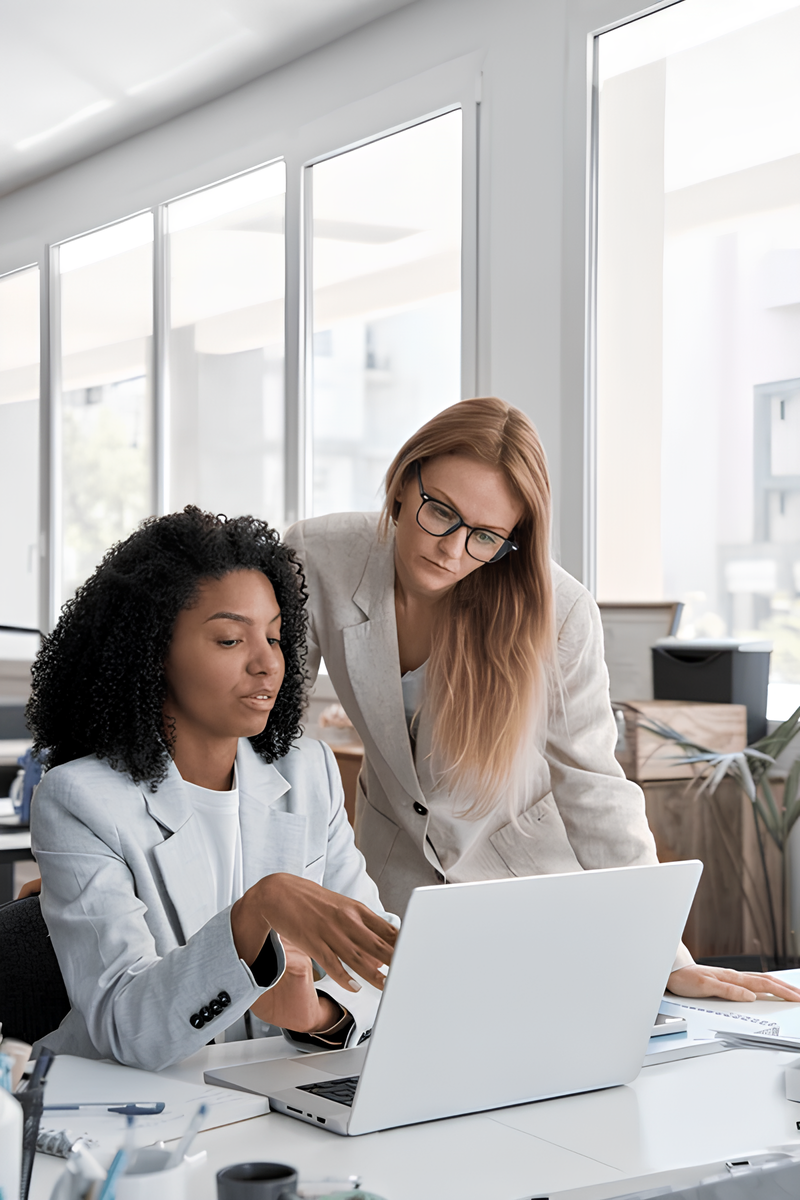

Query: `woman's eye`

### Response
(431, 503, 456, 522)
(267, 637, 282, 647)
(475, 530, 500, 545)
(218, 638, 240, 647)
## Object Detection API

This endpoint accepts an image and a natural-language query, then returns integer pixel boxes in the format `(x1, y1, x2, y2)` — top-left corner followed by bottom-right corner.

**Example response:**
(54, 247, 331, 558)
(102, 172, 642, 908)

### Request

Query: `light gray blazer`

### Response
(285, 513, 691, 971)
(31, 736, 393, 1070)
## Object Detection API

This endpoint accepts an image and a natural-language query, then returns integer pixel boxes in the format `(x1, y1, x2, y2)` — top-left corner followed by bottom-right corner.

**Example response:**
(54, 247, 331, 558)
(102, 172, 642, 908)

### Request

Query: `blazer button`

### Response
(190, 1013, 204, 1029)
(200, 1005, 213, 1024)
(210, 998, 223, 1016)
(413, 802, 428, 816)
(218, 991, 232, 1007)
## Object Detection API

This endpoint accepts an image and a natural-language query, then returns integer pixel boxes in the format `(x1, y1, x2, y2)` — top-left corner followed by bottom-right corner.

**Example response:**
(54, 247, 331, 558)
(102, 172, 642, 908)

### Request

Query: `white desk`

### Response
(29, 982, 800, 1200)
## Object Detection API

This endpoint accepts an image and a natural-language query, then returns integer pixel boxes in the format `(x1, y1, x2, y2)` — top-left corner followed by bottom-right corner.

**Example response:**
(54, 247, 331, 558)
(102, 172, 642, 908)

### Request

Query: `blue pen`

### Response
(44, 1102, 165, 1115)
(97, 1148, 128, 1200)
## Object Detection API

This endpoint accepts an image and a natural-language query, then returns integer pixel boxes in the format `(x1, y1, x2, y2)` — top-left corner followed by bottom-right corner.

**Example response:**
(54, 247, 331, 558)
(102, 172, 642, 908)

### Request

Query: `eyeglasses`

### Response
(414, 462, 519, 564)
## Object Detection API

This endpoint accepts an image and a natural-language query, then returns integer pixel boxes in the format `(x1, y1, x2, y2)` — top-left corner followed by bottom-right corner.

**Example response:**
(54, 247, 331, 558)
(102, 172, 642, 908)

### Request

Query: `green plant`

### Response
(640, 704, 800, 963)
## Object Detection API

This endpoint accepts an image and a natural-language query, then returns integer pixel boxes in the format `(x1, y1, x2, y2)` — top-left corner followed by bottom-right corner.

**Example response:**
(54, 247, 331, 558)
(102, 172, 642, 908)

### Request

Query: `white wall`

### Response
(0, 0, 676, 584)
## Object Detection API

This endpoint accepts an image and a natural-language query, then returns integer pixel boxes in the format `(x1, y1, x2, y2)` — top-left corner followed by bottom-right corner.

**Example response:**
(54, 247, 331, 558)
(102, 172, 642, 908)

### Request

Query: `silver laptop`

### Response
(206, 860, 701, 1136)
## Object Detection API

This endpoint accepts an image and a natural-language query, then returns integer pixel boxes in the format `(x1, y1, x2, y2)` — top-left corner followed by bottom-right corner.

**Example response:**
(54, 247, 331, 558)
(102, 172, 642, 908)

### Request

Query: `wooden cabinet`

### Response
(617, 700, 777, 960)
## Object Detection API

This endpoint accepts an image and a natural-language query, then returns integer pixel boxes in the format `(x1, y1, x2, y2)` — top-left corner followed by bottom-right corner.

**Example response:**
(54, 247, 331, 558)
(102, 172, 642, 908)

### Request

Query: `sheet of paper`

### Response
(660, 998, 781, 1037)
(39, 1054, 268, 1162)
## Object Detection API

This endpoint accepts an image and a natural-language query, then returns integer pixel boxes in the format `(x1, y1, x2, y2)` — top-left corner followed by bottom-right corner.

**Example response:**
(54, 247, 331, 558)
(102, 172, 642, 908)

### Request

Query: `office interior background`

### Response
(3, 1, 800, 825)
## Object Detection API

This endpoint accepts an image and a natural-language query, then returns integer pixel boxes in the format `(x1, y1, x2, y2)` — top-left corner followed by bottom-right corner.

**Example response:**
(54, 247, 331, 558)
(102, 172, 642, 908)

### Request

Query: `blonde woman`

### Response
(287, 397, 800, 1004)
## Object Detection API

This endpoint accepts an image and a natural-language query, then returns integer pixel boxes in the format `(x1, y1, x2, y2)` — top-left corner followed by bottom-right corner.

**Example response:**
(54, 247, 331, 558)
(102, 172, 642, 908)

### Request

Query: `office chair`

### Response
(0, 896, 70, 1045)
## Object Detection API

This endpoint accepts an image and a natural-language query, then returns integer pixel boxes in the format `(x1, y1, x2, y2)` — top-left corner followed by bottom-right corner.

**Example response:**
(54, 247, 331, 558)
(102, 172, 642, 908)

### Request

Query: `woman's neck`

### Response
(394, 560, 441, 675)
(170, 731, 238, 791)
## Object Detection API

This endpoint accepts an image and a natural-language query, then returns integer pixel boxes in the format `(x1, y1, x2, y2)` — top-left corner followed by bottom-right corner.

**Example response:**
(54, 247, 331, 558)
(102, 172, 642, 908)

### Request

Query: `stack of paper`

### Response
(39, 1055, 268, 1163)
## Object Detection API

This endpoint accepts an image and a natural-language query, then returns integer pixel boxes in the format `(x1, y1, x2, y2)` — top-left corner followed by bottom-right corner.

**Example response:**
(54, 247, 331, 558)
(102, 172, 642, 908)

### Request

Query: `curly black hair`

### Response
(26, 506, 309, 786)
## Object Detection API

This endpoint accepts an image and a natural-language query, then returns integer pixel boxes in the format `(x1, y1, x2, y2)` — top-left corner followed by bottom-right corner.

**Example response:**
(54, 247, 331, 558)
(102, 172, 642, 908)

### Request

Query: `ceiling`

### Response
(0, 0, 415, 198)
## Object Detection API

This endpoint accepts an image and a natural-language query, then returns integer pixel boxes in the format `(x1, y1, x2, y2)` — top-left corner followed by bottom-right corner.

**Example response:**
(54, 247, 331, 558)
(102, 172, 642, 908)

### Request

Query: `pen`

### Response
(97, 1148, 128, 1200)
(44, 1102, 166, 1115)
(166, 1101, 207, 1167)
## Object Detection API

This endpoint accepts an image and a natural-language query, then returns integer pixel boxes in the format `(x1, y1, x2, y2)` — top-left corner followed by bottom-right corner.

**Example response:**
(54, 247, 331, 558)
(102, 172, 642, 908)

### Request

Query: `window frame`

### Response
(0, 261, 42, 634)
(34, 56, 480, 630)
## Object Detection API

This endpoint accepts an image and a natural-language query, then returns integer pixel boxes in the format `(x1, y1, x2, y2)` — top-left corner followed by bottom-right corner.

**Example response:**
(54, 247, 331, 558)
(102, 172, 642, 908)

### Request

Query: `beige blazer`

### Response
(286, 513, 691, 970)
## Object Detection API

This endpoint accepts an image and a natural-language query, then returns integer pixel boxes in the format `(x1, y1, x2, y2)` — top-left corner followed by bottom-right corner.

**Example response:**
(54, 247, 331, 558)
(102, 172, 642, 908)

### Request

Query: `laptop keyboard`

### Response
(297, 1075, 360, 1107)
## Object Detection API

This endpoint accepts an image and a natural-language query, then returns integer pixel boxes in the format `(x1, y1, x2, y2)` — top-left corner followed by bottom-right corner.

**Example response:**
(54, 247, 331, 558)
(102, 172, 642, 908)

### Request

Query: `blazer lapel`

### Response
(148, 764, 220, 941)
(343, 533, 426, 805)
(237, 739, 307, 888)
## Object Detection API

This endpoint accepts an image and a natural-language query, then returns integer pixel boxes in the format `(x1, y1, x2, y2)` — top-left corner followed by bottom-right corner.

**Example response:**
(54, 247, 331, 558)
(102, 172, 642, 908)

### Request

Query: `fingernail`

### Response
(347, 978, 362, 992)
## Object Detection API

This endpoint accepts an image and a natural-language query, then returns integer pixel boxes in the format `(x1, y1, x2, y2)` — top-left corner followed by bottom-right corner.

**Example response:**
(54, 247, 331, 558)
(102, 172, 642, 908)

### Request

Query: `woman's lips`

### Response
(421, 556, 456, 575)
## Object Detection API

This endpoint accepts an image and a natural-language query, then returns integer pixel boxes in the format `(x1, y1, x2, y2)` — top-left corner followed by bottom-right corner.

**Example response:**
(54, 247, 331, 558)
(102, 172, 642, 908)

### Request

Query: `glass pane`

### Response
(168, 161, 286, 527)
(0, 266, 39, 635)
(595, 0, 800, 718)
(310, 110, 462, 516)
(58, 213, 153, 604)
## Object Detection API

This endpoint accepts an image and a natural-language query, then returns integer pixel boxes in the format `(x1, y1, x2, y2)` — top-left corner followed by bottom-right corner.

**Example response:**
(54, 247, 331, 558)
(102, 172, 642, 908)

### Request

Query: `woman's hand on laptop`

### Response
(667, 964, 800, 1002)
(231, 872, 397, 993)
(249, 939, 341, 1031)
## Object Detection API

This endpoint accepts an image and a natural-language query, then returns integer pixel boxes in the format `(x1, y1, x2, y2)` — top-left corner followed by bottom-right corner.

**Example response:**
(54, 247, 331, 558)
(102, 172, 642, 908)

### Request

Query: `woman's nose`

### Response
(439, 526, 468, 558)
(249, 640, 282, 674)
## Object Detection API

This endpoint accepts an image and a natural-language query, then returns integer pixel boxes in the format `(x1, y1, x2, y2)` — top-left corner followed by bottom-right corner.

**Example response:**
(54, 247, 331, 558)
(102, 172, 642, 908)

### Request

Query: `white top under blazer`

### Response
(285, 512, 692, 971)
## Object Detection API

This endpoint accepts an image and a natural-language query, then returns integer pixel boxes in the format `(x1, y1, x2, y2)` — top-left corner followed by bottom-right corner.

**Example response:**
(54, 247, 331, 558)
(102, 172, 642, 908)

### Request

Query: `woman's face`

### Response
(163, 569, 285, 743)
(393, 453, 523, 600)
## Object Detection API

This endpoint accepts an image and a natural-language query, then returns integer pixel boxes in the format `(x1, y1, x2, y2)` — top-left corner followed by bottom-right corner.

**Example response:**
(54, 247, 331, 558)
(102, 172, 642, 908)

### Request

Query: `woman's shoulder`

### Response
(284, 512, 381, 560)
(35, 754, 137, 802)
(31, 754, 141, 843)
(550, 562, 600, 631)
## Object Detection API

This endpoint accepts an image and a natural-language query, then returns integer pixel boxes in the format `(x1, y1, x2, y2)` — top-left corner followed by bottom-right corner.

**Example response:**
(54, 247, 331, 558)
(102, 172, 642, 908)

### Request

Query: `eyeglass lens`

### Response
(417, 499, 505, 561)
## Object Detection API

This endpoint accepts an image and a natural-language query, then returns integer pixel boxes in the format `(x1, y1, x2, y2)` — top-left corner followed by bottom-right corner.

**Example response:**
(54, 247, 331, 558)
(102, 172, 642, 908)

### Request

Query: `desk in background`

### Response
(28, 979, 800, 1200)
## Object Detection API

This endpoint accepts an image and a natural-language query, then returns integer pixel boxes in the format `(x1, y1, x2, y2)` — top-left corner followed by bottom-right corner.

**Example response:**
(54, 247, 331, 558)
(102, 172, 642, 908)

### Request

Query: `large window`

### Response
(168, 162, 286, 526)
(0, 266, 39, 643)
(595, 0, 800, 717)
(58, 214, 154, 605)
(15, 101, 465, 626)
(310, 111, 462, 515)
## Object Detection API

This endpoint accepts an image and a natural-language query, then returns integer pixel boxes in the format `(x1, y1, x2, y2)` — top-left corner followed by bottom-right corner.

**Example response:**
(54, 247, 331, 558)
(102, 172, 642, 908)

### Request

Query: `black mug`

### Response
(217, 1162, 299, 1200)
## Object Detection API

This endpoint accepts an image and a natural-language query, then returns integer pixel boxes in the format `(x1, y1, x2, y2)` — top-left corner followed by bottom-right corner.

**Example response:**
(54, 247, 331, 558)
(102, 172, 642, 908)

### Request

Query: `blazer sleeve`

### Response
(545, 592, 693, 970)
(284, 520, 322, 685)
(33, 777, 285, 1071)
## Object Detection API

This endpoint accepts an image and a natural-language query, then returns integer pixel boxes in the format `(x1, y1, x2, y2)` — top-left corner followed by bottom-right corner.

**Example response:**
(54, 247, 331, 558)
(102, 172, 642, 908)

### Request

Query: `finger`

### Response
(358, 906, 399, 941)
(314, 948, 365, 993)
(747, 977, 800, 1000)
(340, 951, 389, 991)
(323, 935, 391, 979)
(335, 918, 396, 965)
(328, 939, 388, 989)
(705, 981, 757, 1001)
(316, 939, 388, 991)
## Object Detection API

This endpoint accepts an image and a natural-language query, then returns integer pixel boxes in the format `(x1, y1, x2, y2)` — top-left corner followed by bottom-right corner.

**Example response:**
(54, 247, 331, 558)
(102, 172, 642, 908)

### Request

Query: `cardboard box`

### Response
(614, 699, 747, 782)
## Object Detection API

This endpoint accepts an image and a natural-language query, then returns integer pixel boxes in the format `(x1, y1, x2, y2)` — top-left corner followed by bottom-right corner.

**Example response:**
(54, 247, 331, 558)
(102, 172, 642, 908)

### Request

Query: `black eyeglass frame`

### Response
(414, 462, 519, 564)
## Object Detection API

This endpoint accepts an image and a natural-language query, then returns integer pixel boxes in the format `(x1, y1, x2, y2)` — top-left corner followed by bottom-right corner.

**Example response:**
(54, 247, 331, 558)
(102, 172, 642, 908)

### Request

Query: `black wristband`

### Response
(284, 991, 356, 1050)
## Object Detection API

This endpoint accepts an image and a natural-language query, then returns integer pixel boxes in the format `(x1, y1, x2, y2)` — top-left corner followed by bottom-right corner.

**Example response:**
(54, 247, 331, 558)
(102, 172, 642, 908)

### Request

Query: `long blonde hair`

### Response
(382, 397, 554, 814)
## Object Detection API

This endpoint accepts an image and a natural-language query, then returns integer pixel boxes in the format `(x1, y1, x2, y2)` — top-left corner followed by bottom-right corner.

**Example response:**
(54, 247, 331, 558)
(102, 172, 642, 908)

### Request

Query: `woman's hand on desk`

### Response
(667, 964, 800, 1002)
(249, 940, 340, 1031)
(231, 872, 397, 993)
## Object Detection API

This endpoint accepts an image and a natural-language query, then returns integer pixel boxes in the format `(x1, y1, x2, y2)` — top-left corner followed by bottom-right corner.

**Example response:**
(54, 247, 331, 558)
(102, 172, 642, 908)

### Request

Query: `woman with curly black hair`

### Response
(28, 506, 397, 1071)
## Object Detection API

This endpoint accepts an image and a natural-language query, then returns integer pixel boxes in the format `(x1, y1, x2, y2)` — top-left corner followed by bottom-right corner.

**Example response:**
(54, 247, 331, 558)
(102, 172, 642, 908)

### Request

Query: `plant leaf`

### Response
(750, 704, 800, 773)
(758, 776, 783, 847)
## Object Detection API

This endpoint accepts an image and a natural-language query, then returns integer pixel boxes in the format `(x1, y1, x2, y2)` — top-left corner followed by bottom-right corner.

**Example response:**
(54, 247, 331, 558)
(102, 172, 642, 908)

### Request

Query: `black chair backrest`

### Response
(0, 896, 70, 1045)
